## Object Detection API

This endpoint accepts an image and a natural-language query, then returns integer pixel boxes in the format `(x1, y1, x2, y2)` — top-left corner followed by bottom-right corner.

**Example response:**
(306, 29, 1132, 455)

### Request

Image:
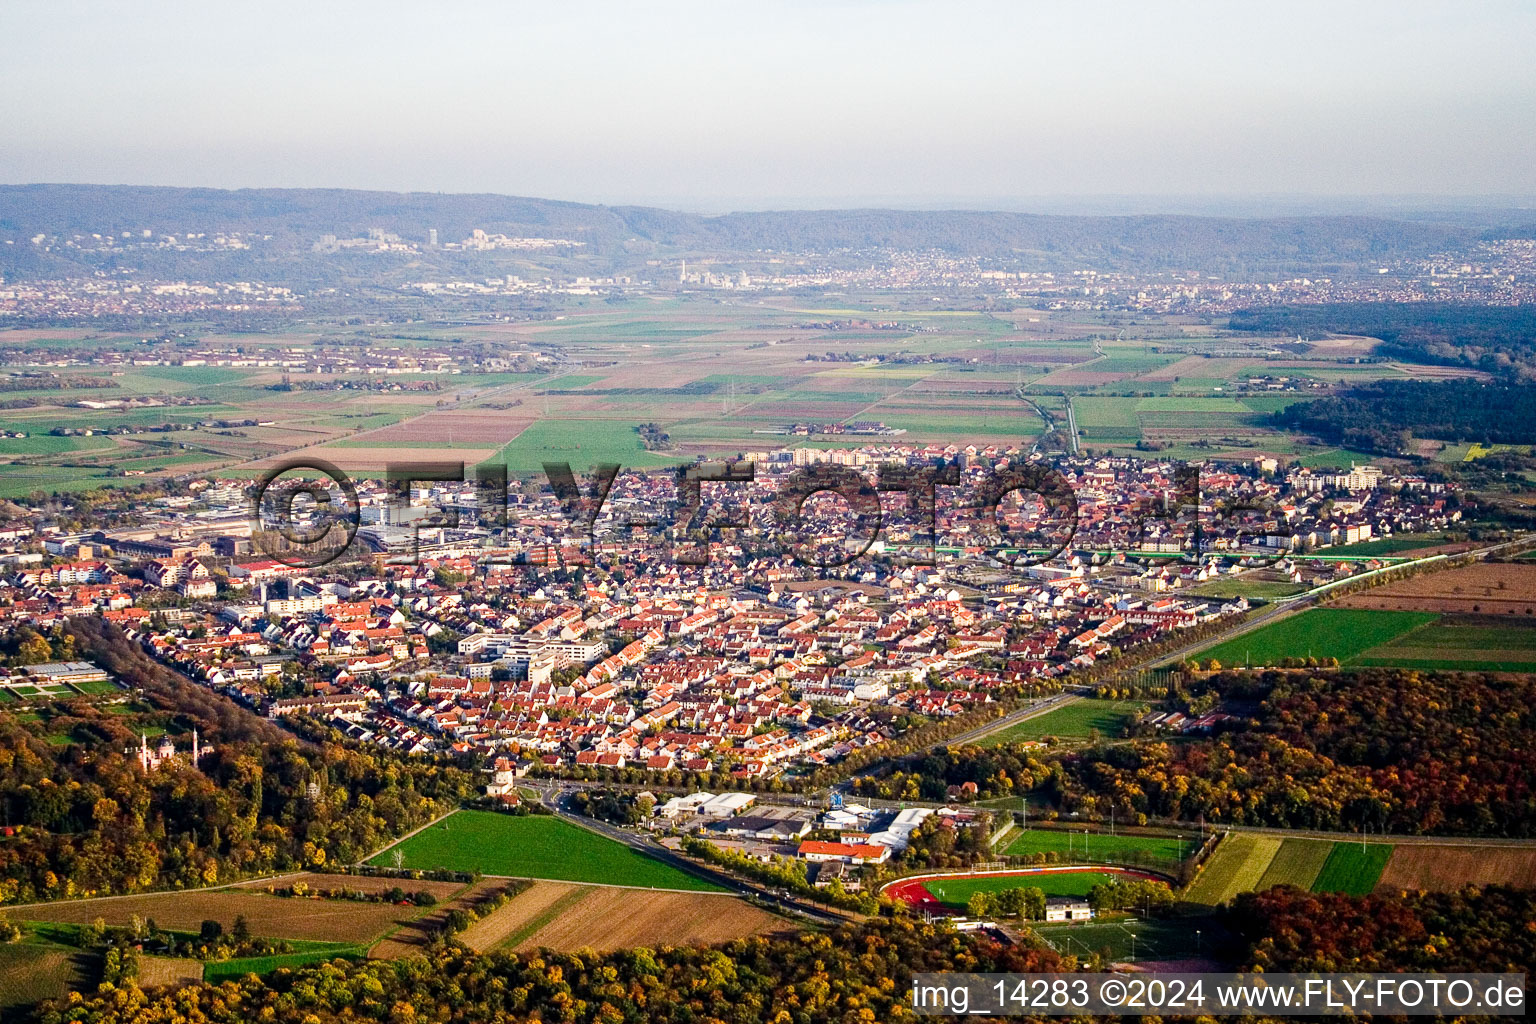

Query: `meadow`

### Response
(1193, 608, 1437, 667)
(979, 699, 1144, 747)
(366, 810, 723, 891)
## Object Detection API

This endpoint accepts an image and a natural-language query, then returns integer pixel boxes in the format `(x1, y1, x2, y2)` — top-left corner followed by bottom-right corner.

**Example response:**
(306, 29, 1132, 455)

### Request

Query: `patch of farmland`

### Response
(136, 954, 206, 989)
(18, 888, 409, 944)
(230, 871, 468, 901)
(1376, 845, 1536, 892)
(1183, 834, 1281, 906)
(1193, 608, 1437, 667)
(249, 445, 499, 474)
(457, 881, 583, 951)
(1140, 356, 1260, 381)
(0, 945, 94, 1010)
(349, 411, 535, 446)
(1071, 397, 1141, 429)
(1312, 843, 1393, 896)
(366, 810, 724, 891)
(506, 886, 789, 953)
(1337, 563, 1536, 616)
(1253, 839, 1334, 891)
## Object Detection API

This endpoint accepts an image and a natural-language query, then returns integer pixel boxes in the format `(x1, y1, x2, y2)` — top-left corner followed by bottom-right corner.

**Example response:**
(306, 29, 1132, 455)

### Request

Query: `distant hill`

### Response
(0, 184, 1485, 274)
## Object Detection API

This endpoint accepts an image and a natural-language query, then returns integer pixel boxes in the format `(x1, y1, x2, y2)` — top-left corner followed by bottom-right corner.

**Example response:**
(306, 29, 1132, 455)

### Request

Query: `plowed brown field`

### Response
(1338, 563, 1536, 614)
(456, 881, 794, 953)
(1376, 846, 1536, 893)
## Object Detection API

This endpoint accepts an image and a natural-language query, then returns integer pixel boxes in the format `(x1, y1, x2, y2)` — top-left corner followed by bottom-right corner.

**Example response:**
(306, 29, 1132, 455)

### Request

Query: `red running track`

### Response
(883, 865, 1168, 916)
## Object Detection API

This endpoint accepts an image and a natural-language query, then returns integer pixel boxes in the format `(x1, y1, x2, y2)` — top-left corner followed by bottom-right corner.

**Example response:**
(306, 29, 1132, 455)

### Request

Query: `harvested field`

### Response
(1376, 845, 1536, 893)
(356, 412, 535, 446)
(136, 954, 205, 990)
(458, 881, 583, 951)
(18, 888, 409, 944)
(250, 446, 499, 472)
(507, 886, 791, 953)
(0, 945, 94, 1010)
(368, 879, 506, 959)
(1337, 563, 1536, 615)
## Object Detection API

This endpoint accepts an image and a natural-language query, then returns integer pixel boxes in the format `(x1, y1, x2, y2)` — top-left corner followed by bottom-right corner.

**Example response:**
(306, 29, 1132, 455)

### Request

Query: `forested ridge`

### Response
(0, 620, 478, 902)
(860, 669, 1536, 836)
(31, 890, 1533, 1023)
(34, 919, 1064, 1024)
(1231, 303, 1536, 375)
(1273, 379, 1536, 450)
(1230, 885, 1536, 973)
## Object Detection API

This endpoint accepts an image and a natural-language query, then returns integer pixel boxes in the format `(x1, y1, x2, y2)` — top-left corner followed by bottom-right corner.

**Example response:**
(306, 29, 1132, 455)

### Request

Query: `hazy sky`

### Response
(4, 0, 1535, 210)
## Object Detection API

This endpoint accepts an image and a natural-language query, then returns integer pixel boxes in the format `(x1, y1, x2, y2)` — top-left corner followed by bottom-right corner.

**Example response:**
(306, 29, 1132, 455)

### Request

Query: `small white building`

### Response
(1044, 898, 1093, 922)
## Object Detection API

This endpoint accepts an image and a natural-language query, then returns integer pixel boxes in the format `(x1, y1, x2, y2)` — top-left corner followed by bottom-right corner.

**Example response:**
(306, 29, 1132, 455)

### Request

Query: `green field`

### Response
(1328, 533, 1452, 556)
(1183, 834, 1281, 906)
(483, 419, 689, 475)
(924, 870, 1125, 908)
(203, 944, 366, 983)
(367, 810, 723, 891)
(979, 699, 1144, 747)
(1253, 838, 1335, 891)
(1002, 828, 1196, 868)
(1193, 608, 1437, 667)
(1311, 842, 1392, 896)
(1185, 578, 1309, 600)
(1035, 917, 1217, 963)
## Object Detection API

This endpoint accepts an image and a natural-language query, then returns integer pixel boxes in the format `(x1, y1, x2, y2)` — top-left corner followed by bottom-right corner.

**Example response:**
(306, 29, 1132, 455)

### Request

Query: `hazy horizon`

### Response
(5, 0, 1536, 208)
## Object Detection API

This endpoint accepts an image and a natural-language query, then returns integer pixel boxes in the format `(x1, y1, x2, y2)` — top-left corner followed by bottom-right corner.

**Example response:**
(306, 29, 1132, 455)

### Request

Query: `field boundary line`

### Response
(1, 869, 312, 913)
(355, 807, 460, 866)
(474, 873, 748, 895)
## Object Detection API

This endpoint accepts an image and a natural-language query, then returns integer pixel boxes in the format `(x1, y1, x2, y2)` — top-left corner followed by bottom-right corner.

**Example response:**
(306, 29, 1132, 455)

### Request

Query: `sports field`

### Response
(1002, 828, 1197, 869)
(1035, 917, 1217, 963)
(366, 810, 723, 891)
(923, 870, 1131, 907)
(1193, 608, 1437, 667)
(979, 699, 1144, 747)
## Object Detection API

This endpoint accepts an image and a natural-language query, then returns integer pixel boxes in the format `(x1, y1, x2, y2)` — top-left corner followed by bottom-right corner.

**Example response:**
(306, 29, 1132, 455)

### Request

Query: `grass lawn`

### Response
(979, 699, 1144, 747)
(1193, 608, 1437, 667)
(1254, 839, 1334, 891)
(1185, 578, 1308, 600)
(367, 810, 723, 891)
(1002, 828, 1196, 869)
(1329, 533, 1452, 557)
(925, 870, 1125, 908)
(1312, 842, 1392, 896)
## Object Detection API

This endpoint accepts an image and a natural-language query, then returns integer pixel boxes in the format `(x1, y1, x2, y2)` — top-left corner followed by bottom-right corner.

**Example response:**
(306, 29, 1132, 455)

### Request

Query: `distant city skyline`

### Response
(5, 0, 1535, 209)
